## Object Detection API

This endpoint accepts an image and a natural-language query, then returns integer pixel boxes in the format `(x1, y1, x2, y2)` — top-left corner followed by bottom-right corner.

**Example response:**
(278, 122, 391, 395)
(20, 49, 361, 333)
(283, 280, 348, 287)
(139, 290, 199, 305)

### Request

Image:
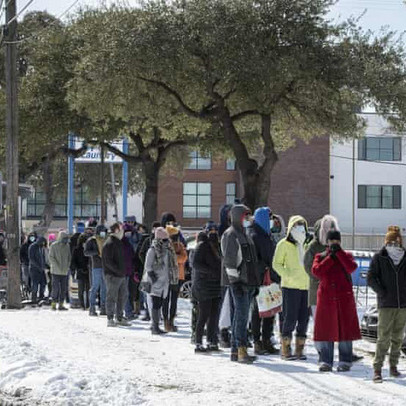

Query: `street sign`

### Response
(74, 138, 123, 164)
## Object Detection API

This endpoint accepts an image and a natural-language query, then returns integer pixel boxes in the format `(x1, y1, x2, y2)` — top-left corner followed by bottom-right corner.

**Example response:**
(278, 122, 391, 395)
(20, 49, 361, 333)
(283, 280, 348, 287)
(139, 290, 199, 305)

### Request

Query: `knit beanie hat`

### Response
(326, 230, 341, 242)
(385, 226, 403, 245)
(155, 227, 169, 240)
(48, 233, 56, 243)
(166, 225, 180, 237)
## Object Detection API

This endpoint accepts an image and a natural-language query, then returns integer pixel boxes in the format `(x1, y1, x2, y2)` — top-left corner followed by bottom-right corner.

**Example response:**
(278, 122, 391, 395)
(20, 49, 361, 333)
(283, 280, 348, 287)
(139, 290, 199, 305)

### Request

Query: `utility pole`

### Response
(109, 163, 118, 221)
(4, 0, 21, 308)
(100, 144, 105, 225)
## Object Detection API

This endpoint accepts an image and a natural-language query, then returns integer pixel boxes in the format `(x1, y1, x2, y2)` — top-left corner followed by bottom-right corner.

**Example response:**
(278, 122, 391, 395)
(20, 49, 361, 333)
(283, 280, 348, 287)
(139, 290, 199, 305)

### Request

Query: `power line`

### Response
(3, 0, 80, 45)
(5, 0, 35, 26)
(330, 153, 406, 167)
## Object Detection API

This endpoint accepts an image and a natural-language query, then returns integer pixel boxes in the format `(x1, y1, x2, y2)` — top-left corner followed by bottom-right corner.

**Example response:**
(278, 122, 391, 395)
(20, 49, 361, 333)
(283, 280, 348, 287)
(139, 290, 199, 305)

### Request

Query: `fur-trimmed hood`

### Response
(319, 215, 340, 246)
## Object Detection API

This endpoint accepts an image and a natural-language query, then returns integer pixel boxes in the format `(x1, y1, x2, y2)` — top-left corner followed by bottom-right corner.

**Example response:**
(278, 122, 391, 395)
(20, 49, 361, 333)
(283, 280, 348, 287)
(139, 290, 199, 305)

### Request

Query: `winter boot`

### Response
(319, 363, 333, 372)
(195, 344, 208, 354)
(134, 301, 141, 316)
(89, 307, 98, 316)
(263, 340, 280, 355)
(237, 347, 257, 364)
(164, 319, 172, 333)
(295, 337, 307, 360)
(99, 306, 107, 316)
(373, 369, 383, 383)
(254, 341, 268, 355)
(352, 353, 364, 363)
(151, 309, 167, 335)
(107, 318, 117, 327)
(59, 303, 68, 311)
(281, 337, 297, 361)
(390, 366, 401, 377)
(337, 364, 351, 372)
(51, 302, 57, 311)
(220, 328, 231, 348)
(117, 318, 132, 327)
(170, 318, 178, 332)
(207, 343, 221, 352)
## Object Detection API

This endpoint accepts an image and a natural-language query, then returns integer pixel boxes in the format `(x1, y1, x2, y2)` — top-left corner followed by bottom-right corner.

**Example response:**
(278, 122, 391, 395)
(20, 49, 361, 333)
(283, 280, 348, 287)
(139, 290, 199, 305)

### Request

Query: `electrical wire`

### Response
(330, 153, 406, 167)
(5, 0, 35, 26)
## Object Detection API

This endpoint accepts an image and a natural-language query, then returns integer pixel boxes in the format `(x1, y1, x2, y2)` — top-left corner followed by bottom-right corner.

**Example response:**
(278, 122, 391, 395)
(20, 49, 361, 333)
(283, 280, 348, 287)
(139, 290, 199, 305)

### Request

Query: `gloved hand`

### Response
(329, 243, 341, 259)
(148, 271, 158, 283)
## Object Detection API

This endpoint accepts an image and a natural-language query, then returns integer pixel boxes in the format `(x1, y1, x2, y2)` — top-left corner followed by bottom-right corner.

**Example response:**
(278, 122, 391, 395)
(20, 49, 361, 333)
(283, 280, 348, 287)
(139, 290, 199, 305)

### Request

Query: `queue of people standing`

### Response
(17, 205, 406, 383)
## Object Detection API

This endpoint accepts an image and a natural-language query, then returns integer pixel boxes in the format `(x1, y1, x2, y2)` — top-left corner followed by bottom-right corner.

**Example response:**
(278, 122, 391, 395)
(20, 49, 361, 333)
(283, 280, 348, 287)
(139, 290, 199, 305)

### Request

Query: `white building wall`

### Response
(106, 192, 144, 225)
(330, 113, 406, 235)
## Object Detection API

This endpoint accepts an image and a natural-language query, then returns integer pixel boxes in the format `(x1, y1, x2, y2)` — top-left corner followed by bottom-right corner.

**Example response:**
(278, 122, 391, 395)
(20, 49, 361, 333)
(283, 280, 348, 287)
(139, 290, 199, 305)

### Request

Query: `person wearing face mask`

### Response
(102, 223, 131, 327)
(312, 230, 360, 372)
(248, 207, 280, 356)
(84, 224, 108, 316)
(368, 226, 406, 383)
(163, 225, 187, 332)
(270, 215, 286, 244)
(28, 237, 47, 304)
(192, 222, 222, 353)
(273, 215, 310, 361)
(144, 227, 178, 335)
(49, 231, 72, 311)
(221, 205, 260, 363)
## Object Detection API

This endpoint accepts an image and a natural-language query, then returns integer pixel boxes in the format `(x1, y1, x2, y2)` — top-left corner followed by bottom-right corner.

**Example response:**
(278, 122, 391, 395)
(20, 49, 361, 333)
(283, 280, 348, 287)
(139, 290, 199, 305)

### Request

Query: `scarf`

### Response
(152, 239, 179, 284)
(386, 246, 405, 266)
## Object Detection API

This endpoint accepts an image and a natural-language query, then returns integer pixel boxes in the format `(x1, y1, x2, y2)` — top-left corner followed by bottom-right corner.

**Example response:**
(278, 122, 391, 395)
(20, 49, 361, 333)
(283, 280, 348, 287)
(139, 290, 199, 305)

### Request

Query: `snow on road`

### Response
(0, 300, 405, 406)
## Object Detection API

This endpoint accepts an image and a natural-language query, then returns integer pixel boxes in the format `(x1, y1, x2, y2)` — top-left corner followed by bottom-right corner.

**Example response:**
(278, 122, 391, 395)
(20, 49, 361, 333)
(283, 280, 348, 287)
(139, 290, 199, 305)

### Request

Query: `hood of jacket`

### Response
(319, 215, 340, 246)
(230, 204, 250, 230)
(254, 207, 271, 235)
(219, 204, 232, 235)
(36, 237, 47, 246)
(57, 231, 69, 242)
(314, 219, 322, 244)
(161, 212, 176, 227)
(286, 215, 308, 237)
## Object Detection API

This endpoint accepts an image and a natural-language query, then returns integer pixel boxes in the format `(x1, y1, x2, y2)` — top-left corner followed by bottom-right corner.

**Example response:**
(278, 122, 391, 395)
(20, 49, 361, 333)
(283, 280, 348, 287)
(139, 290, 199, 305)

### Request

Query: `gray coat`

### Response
(144, 246, 170, 298)
(303, 220, 324, 306)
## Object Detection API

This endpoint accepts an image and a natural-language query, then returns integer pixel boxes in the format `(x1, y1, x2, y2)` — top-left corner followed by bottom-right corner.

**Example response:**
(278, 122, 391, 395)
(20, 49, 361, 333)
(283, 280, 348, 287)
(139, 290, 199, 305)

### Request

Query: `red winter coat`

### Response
(312, 249, 361, 342)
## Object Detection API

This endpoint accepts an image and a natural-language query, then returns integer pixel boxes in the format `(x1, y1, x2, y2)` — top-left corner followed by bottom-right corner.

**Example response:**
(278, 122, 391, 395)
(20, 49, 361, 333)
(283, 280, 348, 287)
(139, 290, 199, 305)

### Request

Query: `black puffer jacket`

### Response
(367, 248, 406, 308)
(248, 223, 279, 284)
(102, 235, 125, 277)
(71, 245, 89, 280)
(192, 233, 222, 302)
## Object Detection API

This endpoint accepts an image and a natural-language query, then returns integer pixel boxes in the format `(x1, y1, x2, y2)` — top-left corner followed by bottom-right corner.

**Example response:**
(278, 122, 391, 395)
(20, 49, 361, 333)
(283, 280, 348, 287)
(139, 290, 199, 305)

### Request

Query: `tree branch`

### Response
(98, 142, 144, 164)
(231, 110, 261, 122)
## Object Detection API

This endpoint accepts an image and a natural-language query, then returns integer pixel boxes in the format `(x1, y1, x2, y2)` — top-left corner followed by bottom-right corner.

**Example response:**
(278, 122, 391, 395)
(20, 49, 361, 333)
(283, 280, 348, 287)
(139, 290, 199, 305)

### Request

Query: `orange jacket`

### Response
(173, 241, 188, 281)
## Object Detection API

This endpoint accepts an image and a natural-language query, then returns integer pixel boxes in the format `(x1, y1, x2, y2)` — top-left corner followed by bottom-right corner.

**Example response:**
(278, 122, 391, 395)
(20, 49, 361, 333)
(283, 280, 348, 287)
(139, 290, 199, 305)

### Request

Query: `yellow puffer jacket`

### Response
(272, 215, 310, 290)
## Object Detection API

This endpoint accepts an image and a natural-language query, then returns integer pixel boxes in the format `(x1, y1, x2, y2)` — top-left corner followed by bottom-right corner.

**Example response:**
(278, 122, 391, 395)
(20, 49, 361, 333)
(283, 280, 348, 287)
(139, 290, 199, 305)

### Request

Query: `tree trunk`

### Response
(143, 162, 159, 229)
(36, 158, 55, 235)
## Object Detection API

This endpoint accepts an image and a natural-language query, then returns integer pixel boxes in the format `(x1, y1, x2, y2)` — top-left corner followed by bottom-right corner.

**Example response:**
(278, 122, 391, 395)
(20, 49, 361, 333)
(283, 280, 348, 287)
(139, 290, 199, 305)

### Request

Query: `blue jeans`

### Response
(230, 285, 256, 351)
(90, 268, 106, 308)
(318, 341, 353, 367)
(30, 269, 46, 303)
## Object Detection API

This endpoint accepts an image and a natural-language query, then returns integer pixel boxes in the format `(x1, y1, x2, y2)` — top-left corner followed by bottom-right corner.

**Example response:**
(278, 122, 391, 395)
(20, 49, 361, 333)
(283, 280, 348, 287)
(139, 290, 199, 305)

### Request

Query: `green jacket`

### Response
(272, 215, 310, 291)
(49, 232, 72, 276)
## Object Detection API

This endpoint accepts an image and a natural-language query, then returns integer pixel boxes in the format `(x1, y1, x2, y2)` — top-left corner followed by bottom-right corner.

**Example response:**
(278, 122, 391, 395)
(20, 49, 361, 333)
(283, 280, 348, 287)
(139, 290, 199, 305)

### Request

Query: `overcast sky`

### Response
(10, 0, 406, 35)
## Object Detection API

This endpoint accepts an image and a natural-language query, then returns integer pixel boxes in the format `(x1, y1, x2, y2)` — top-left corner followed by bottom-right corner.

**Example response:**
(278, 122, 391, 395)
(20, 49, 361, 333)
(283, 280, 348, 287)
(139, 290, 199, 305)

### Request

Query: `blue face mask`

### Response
(243, 220, 251, 228)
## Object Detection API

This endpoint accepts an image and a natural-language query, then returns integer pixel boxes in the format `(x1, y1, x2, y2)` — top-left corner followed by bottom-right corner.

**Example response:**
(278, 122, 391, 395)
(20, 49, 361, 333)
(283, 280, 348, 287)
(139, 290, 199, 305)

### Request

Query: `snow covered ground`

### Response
(0, 300, 405, 406)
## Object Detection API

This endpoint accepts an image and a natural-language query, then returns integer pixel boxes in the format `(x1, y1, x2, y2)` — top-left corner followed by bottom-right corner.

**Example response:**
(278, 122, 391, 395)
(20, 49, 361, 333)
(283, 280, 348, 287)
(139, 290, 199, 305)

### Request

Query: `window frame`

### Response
(358, 185, 402, 209)
(226, 158, 236, 171)
(187, 150, 212, 170)
(226, 182, 237, 205)
(182, 182, 212, 219)
(358, 137, 402, 162)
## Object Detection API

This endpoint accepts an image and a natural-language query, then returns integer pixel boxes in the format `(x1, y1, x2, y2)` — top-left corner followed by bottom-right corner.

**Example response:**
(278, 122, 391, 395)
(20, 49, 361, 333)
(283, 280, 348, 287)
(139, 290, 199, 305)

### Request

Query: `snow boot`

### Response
(281, 337, 297, 361)
(373, 369, 383, 383)
(117, 318, 132, 327)
(89, 307, 98, 316)
(195, 344, 208, 354)
(230, 351, 238, 362)
(319, 363, 333, 372)
(237, 347, 256, 364)
(151, 309, 167, 335)
(254, 341, 268, 355)
(51, 302, 57, 311)
(99, 306, 107, 316)
(220, 329, 231, 348)
(207, 343, 221, 352)
(295, 337, 307, 360)
(170, 318, 178, 332)
(107, 318, 117, 327)
(164, 319, 172, 333)
(337, 364, 351, 372)
(390, 366, 401, 377)
(59, 303, 68, 311)
(263, 340, 280, 355)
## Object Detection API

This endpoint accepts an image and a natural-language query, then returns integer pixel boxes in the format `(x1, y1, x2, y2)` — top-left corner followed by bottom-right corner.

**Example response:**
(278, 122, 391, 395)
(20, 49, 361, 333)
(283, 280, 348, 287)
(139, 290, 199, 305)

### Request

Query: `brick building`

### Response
(157, 137, 330, 228)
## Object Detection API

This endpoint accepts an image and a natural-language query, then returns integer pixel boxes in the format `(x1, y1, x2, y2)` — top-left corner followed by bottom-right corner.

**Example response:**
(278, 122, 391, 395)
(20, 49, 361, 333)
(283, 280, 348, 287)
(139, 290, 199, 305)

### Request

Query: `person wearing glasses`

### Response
(368, 225, 406, 383)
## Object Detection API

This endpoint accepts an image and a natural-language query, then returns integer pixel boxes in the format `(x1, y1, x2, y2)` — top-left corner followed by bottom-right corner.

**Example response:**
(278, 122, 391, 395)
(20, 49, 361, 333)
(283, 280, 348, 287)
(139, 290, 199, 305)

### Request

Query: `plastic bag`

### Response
(256, 269, 282, 318)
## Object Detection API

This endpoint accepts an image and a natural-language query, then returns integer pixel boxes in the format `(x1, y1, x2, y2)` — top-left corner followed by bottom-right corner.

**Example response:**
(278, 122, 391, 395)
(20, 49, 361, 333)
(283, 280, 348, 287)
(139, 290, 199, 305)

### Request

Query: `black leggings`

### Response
(196, 297, 222, 345)
(251, 302, 274, 343)
(162, 284, 180, 320)
(152, 295, 164, 310)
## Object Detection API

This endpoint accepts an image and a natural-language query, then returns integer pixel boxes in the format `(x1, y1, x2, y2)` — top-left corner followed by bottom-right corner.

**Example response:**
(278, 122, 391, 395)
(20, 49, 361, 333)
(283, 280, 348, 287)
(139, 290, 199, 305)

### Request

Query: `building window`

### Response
(183, 182, 211, 218)
(358, 137, 401, 161)
(187, 150, 211, 170)
(358, 185, 401, 209)
(27, 187, 103, 219)
(226, 182, 237, 205)
(226, 158, 236, 170)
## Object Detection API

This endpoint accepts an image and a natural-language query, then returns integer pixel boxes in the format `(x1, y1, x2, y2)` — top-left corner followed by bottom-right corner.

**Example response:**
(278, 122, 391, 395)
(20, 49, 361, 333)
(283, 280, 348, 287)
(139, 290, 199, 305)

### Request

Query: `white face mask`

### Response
(243, 220, 251, 228)
(125, 232, 132, 239)
(269, 220, 274, 229)
(386, 246, 405, 265)
(291, 225, 306, 244)
(99, 231, 106, 239)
